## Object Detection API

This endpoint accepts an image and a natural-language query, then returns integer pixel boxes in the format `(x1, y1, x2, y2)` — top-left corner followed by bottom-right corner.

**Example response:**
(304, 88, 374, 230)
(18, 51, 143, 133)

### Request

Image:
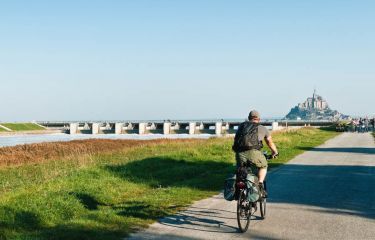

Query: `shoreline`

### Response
(0, 129, 64, 136)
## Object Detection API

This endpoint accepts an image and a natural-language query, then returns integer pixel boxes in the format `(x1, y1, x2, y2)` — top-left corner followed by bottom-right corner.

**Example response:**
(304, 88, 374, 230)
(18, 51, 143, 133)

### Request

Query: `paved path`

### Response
(128, 133, 375, 240)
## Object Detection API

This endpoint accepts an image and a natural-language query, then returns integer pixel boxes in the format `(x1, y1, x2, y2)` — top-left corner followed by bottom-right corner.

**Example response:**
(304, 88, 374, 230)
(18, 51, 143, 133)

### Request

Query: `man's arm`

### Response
(265, 136, 278, 157)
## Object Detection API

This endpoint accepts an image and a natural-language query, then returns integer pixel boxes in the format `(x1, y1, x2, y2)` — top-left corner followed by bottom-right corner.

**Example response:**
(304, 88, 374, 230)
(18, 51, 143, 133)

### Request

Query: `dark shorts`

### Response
(235, 149, 268, 169)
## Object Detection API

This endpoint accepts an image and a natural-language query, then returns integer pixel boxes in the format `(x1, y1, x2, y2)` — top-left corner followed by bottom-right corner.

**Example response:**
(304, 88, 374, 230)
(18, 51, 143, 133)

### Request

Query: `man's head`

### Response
(248, 110, 260, 123)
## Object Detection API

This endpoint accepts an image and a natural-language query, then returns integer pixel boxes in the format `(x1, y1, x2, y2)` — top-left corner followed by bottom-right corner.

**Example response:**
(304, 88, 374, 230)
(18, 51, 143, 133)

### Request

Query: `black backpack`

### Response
(232, 122, 262, 152)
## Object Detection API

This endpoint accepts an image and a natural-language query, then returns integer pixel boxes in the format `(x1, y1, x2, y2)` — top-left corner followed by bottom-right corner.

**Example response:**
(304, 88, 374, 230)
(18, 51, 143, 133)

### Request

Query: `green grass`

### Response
(0, 123, 45, 131)
(0, 127, 8, 132)
(0, 128, 339, 239)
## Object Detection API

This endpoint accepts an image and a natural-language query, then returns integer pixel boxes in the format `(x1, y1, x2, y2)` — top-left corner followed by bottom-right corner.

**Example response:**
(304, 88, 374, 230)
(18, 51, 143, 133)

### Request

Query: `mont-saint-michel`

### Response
(285, 90, 349, 121)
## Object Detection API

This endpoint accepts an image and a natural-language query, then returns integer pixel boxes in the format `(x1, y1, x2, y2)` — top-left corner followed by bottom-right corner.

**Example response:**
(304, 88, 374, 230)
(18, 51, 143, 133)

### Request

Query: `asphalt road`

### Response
(128, 132, 375, 240)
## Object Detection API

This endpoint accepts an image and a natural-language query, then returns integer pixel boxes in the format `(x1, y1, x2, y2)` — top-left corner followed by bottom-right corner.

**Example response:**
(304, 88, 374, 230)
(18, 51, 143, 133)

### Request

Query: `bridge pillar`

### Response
(189, 122, 196, 135)
(92, 123, 100, 135)
(139, 123, 146, 135)
(272, 122, 279, 131)
(70, 123, 78, 135)
(115, 123, 124, 134)
(163, 122, 171, 135)
(215, 122, 223, 136)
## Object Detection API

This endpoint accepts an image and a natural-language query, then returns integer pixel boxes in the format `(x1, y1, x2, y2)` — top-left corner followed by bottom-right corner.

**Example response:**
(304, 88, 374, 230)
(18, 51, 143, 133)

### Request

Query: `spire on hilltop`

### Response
(313, 88, 317, 99)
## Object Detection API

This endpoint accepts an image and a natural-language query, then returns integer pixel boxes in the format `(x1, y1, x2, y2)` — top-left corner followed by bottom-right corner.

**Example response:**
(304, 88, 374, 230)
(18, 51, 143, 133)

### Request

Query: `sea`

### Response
(0, 133, 213, 148)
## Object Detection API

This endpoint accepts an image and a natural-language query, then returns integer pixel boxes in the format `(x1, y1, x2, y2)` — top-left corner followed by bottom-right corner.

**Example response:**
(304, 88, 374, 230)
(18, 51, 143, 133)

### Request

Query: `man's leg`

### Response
(249, 150, 268, 182)
(258, 167, 268, 198)
(258, 167, 267, 183)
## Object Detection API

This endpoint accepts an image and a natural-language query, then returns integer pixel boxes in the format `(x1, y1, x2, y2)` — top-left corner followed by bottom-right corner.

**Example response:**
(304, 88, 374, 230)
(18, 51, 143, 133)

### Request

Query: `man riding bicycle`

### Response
(232, 110, 278, 196)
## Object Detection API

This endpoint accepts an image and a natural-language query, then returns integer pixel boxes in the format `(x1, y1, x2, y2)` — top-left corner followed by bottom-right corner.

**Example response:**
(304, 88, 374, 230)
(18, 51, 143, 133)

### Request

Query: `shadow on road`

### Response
(268, 164, 375, 220)
(297, 147, 375, 154)
(159, 212, 239, 233)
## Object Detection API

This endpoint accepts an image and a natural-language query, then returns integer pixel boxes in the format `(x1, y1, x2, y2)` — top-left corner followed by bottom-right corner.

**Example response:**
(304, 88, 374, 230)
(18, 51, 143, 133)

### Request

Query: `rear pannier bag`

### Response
(246, 174, 260, 202)
(224, 174, 237, 201)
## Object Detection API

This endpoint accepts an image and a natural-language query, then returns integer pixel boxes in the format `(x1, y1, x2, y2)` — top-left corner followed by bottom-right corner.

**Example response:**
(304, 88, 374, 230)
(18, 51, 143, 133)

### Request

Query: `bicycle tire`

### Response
(260, 181, 267, 219)
(260, 198, 266, 219)
(237, 189, 251, 233)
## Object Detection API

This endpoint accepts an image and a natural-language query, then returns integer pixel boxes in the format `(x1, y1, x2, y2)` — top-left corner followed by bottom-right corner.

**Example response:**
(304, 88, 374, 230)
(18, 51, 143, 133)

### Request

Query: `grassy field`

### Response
(0, 123, 45, 132)
(0, 128, 339, 239)
(0, 127, 8, 132)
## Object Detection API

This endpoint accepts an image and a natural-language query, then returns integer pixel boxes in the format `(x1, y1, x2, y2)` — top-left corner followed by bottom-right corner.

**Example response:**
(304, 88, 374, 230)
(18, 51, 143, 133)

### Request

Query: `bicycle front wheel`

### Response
(260, 181, 267, 219)
(237, 189, 251, 233)
(260, 198, 266, 219)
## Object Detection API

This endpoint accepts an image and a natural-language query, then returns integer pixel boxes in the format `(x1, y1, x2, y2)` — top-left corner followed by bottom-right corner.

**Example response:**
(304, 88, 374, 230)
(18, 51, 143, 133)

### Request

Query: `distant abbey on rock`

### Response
(285, 90, 349, 121)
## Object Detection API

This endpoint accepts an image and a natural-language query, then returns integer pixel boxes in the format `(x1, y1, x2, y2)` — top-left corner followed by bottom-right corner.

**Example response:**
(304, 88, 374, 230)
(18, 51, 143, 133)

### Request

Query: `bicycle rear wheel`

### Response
(237, 189, 251, 233)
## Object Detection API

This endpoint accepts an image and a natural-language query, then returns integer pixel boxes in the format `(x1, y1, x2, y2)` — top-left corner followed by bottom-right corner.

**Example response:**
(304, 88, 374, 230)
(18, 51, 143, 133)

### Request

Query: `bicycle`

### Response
(236, 152, 276, 233)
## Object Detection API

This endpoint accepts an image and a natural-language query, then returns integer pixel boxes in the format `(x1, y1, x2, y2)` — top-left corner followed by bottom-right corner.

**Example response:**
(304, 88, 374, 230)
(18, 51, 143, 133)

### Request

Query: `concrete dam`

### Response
(38, 120, 334, 136)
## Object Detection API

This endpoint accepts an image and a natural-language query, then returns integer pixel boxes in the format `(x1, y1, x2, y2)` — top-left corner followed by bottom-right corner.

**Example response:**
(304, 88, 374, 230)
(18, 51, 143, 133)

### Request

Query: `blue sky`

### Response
(1, 0, 374, 121)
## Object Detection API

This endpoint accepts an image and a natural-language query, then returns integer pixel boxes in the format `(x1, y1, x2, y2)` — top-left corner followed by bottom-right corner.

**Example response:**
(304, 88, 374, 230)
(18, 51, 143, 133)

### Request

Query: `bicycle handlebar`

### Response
(264, 152, 279, 160)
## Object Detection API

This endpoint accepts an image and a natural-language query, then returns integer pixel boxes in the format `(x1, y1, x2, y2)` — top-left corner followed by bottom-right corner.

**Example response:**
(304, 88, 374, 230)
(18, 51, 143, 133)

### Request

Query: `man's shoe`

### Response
(259, 183, 268, 198)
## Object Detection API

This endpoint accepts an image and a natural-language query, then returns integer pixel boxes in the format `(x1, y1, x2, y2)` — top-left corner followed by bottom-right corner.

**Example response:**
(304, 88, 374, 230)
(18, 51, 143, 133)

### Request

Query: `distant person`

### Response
(359, 118, 367, 133)
(364, 118, 369, 132)
(232, 110, 278, 196)
(354, 119, 359, 132)
(349, 119, 356, 132)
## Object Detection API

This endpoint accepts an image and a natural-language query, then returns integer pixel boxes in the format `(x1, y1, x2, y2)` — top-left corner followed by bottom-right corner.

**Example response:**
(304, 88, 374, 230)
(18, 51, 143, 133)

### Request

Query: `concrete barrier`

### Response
(115, 123, 124, 134)
(163, 122, 171, 135)
(215, 122, 223, 136)
(92, 123, 100, 135)
(70, 123, 78, 135)
(139, 123, 146, 135)
(189, 122, 196, 135)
